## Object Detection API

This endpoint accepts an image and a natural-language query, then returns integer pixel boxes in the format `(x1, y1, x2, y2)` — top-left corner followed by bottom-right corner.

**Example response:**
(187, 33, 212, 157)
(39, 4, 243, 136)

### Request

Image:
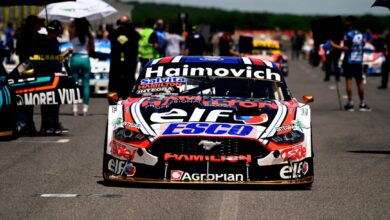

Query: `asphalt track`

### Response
(1, 58, 389, 220)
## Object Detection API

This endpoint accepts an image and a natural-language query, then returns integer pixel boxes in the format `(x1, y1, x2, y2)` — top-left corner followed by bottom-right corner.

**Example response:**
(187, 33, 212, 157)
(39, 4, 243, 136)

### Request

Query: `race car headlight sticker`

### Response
(114, 128, 146, 142)
(271, 130, 304, 144)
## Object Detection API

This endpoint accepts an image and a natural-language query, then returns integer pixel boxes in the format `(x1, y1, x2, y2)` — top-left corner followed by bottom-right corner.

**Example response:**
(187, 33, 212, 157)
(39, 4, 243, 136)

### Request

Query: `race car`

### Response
(362, 42, 386, 76)
(0, 75, 17, 139)
(103, 56, 314, 185)
(247, 40, 289, 76)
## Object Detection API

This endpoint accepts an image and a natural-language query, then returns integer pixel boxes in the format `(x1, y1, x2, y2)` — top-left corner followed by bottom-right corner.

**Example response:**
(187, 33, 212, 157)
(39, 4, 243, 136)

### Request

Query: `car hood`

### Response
(121, 96, 298, 139)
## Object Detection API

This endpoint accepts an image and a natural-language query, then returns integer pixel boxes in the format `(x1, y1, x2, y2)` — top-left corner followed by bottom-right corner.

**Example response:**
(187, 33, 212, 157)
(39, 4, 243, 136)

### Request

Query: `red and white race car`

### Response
(103, 56, 313, 185)
(363, 42, 386, 75)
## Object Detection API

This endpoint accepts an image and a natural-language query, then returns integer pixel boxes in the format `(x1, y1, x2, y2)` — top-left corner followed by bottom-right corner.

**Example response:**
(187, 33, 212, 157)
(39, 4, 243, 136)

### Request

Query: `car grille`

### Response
(148, 137, 269, 161)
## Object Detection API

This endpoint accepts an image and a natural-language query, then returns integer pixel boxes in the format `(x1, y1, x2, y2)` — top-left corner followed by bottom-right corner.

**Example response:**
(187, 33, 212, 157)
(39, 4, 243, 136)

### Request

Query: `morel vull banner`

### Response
(8, 74, 81, 106)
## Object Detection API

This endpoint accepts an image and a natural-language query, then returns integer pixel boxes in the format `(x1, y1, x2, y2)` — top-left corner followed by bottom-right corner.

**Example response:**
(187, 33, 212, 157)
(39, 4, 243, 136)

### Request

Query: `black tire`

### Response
(102, 121, 112, 185)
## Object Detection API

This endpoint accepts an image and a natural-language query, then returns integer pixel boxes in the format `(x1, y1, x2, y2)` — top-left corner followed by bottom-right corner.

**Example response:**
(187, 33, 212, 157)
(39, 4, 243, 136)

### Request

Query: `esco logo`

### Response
(162, 122, 253, 137)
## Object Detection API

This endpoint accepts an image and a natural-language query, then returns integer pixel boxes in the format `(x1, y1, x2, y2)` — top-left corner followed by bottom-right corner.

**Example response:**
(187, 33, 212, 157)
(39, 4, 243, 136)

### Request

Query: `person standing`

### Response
(39, 20, 72, 135)
(185, 26, 205, 56)
(69, 18, 94, 116)
(291, 30, 305, 60)
(322, 39, 341, 82)
(15, 15, 45, 135)
(154, 19, 167, 57)
(163, 23, 184, 57)
(218, 29, 241, 57)
(378, 29, 390, 89)
(0, 21, 6, 64)
(108, 16, 140, 99)
(138, 18, 160, 68)
(331, 16, 371, 111)
(5, 22, 14, 64)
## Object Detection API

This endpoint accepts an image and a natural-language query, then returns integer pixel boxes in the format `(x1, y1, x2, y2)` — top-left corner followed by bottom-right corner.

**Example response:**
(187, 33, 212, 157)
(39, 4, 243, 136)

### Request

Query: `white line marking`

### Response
(40, 194, 78, 198)
(14, 139, 70, 144)
(57, 139, 70, 143)
(218, 191, 239, 220)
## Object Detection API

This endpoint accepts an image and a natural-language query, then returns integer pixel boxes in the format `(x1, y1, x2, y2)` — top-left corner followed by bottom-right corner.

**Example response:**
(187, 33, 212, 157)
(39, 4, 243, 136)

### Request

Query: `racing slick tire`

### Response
(102, 122, 113, 185)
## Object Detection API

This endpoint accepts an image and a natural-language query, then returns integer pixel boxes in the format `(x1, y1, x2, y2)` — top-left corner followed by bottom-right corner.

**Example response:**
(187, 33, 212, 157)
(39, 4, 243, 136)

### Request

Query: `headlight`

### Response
(114, 128, 146, 142)
(271, 130, 304, 144)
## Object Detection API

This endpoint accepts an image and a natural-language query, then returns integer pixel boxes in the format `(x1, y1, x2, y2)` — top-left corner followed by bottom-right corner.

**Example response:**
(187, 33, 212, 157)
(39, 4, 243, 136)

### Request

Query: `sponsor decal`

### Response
(123, 122, 141, 129)
(113, 117, 123, 126)
(151, 107, 232, 123)
(112, 106, 118, 113)
(280, 145, 306, 162)
(140, 77, 186, 85)
(29, 54, 65, 61)
(235, 114, 268, 125)
(293, 120, 310, 130)
(136, 86, 177, 95)
(16, 88, 81, 105)
(280, 161, 309, 179)
(162, 122, 253, 137)
(108, 158, 136, 176)
(170, 170, 244, 182)
(117, 35, 128, 44)
(137, 77, 186, 94)
(200, 56, 224, 61)
(141, 96, 278, 110)
(145, 65, 281, 81)
(164, 153, 252, 163)
(275, 124, 295, 132)
(110, 140, 137, 160)
(253, 41, 280, 49)
(138, 82, 184, 90)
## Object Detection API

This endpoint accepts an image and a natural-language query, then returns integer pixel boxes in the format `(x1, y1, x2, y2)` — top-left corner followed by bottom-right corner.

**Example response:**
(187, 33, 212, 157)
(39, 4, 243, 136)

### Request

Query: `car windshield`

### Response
(132, 63, 291, 101)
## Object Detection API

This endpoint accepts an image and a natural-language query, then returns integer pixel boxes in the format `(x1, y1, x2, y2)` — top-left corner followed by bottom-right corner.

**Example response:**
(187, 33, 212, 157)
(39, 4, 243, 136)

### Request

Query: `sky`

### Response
(120, 0, 389, 15)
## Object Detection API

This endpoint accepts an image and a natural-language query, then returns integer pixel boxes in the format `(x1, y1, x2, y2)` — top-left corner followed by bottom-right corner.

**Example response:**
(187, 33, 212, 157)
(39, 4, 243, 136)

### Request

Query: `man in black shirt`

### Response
(185, 26, 205, 56)
(40, 20, 71, 135)
(109, 16, 141, 99)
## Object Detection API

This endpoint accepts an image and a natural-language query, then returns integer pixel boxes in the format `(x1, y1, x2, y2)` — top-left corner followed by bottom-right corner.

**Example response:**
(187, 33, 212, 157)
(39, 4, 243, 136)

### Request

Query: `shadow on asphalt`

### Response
(348, 150, 390, 155)
(96, 180, 312, 191)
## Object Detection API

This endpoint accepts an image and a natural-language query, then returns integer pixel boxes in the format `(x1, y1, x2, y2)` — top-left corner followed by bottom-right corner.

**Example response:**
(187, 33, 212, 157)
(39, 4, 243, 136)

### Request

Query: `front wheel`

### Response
(102, 122, 112, 184)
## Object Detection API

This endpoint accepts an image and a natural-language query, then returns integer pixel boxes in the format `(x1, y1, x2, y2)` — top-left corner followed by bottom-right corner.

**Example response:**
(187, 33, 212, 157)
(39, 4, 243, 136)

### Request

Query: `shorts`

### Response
(343, 63, 363, 81)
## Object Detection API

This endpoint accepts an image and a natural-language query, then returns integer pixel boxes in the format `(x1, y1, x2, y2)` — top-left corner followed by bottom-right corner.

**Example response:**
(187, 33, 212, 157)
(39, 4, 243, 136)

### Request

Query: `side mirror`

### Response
(302, 96, 314, 104)
(107, 92, 119, 105)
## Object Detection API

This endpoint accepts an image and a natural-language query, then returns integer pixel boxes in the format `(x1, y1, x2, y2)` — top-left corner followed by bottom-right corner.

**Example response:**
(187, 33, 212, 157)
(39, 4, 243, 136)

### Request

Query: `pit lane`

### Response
(0, 58, 389, 219)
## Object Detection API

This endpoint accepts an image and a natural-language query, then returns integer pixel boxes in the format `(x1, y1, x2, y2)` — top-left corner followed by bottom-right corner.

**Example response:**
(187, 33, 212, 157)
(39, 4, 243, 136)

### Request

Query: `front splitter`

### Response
(103, 172, 313, 185)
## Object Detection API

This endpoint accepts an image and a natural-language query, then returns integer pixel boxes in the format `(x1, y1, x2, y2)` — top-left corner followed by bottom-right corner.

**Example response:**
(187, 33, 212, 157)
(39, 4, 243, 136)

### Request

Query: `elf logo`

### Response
(108, 159, 136, 177)
(151, 108, 233, 123)
(280, 161, 309, 179)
